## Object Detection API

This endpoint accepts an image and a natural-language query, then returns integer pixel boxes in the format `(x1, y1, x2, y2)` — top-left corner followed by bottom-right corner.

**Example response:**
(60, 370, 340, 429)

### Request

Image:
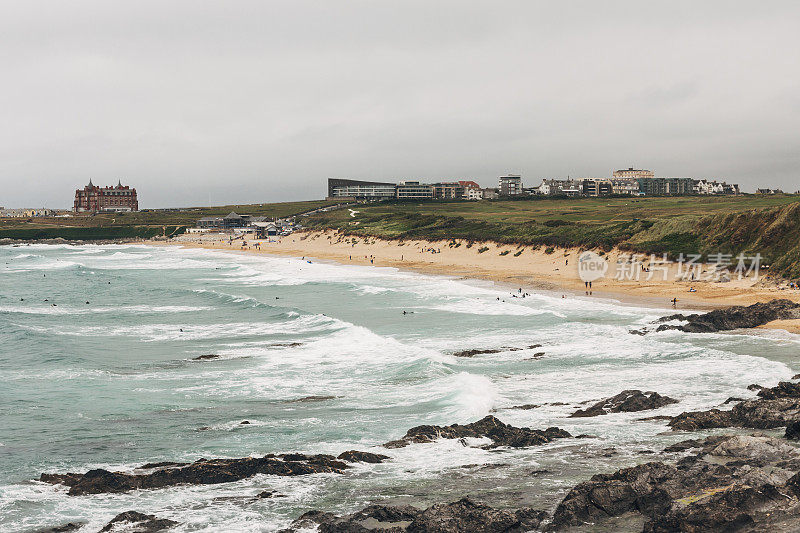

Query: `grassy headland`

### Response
(303, 195, 800, 278)
(0, 200, 340, 241)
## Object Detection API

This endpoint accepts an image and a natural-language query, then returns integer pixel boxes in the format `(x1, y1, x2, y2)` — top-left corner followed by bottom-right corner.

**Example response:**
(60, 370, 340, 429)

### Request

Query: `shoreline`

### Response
(160, 231, 800, 333)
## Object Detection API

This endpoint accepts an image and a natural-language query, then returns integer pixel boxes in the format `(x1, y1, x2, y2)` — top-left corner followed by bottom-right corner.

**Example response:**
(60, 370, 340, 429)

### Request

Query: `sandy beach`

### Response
(167, 230, 800, 333)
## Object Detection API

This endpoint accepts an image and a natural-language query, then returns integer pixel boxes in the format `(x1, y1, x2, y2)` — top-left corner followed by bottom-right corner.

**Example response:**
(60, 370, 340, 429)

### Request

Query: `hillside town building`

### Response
(327, 169, 743, 202)
(613, 168, 654, 179)
(73, 180, 138, 212)
(498, 175, 523, 196)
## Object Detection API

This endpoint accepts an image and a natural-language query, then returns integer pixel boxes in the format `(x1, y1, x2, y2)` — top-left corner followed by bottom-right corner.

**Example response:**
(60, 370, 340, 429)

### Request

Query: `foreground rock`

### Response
(282, 496, 547, 533)
(40, 453, 353, 495)
(668, 380, 800, 431)
(549, 434, 800, 531)
(657, 298, 800, 333)
(100, 511, 177, 532)
(383, 415, 571, 449)
(570, 390, 678, 418)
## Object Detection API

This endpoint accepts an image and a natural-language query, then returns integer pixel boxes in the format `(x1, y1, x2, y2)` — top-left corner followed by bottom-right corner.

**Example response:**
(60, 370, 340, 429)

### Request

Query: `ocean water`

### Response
(1, 244, 798, 532)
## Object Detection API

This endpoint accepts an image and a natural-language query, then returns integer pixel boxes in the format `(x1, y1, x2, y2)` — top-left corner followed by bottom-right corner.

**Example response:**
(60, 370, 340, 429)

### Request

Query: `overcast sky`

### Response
(1, 1, 798, 208)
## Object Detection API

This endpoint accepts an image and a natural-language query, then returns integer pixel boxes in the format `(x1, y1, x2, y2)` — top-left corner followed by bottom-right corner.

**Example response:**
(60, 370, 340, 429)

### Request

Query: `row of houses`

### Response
(0, 208, 57, 218)
(328, 170, 741, 201)
(194, 212, 299, 237)
(327, 176, 522, 201)
(534, 176, 739, 197)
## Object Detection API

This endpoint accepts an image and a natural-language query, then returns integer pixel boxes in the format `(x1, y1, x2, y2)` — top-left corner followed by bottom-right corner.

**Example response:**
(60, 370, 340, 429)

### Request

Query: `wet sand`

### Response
(164, 231, 800, 333)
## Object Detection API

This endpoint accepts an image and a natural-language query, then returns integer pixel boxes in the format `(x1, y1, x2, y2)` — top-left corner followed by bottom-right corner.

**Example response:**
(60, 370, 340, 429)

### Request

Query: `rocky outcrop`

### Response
(786, 420, 800, 440)
(549, 434, 800, 531)
(35, 524, 84, 533)
(191, 354, 220, 361)
(452, 344, 541, 358)
(337, 450, 390, 463)
(100, 511, 177, 532)
(282, 497, 546, 533)
(657, 299, 800, 333)
(383, 415, 570, 449)
(569, 390, 678, 418)
(668, 381, 800, 431)
(40, 453, 351, 496)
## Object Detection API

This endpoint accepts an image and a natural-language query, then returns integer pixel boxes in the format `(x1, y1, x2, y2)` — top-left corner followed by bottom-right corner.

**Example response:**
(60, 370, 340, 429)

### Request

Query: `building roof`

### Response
(224, 211, 243, 219)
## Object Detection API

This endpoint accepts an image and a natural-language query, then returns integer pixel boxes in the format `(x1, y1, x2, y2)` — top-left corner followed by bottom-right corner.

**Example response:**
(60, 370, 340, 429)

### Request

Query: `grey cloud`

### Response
(0, 0, 798, 208)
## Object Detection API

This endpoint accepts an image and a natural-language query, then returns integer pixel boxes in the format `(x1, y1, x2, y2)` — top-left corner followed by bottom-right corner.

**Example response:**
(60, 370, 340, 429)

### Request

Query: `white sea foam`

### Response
(0, 305, 212, 316)
(17, 313, 341, 342)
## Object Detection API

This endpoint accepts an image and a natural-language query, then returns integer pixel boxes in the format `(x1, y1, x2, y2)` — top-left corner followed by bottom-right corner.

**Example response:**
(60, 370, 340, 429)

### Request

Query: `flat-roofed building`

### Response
(581, 179, 613, 197)
(610, 178, 640, 195)
(613, 168, 654, 180)
(498, 175, 523, 196)
(396, 181, 434, 199)
(636, 177, 694, 195)
(432, 182, 464, 199)
(327, 178, 397, 200)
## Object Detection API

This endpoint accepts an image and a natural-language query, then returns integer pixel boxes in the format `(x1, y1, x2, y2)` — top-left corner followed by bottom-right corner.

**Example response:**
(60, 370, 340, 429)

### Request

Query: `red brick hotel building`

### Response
(73, 180, 139, 212)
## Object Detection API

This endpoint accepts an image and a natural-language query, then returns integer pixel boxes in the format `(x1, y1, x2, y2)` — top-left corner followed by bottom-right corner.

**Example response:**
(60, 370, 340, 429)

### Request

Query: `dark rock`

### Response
(35, 523, 84, 533)
(570, 390, 679, 418)
(656, 299, 800, 333)
(723, 396, 745, 404)
(383, 415, 571, 449)
(138, 461, 188, 470)
(747, 383, 765, 391)
(629, 329, 647, 335)
(642, 484, 791, 533)
(756, 381, 800, 399)
(337, 450, 390, 463)
(669, 408, 734, 430)
(637, 415, 674, 421)
(549, 434, 800, 531)
(256, 490, 285, 498)
(509, 404, 540, 410)
(793, 374, 800, 380)
(285, 395, 337, 403)
(240, 421, 250, 425)
(40, 454, 349, 496)
(191, 354, 220, 361)
(523, 352, 546, 360)
(282, 497, 545, 533)
(407, 497, 546, 532)
(452, 348, 505, 357)
(99, 511, 177, 532)
(669, 385, 800, 430)
(451, 345, 540, 358)
(786, 420, 800, 440)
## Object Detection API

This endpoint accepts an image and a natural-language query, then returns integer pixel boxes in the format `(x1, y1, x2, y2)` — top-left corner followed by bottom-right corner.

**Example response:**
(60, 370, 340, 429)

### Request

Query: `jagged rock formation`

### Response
(570, 390, 678, 418)
(668, 381, 800, 430)
(100, 511, 177, 532)
(281, 497, 547, 533)
(40, 453, 352, 496)
(657, 299, 800, 333)
(383, 415, 571, 449)
(452, 344, 541, 358)
(337, 450, 390, 463)
(549, 434, 800, 531)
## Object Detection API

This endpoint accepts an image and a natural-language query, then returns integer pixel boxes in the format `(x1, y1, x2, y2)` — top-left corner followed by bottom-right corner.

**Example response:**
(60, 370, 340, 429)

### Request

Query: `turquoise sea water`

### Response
(1, 244, 798, 531)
